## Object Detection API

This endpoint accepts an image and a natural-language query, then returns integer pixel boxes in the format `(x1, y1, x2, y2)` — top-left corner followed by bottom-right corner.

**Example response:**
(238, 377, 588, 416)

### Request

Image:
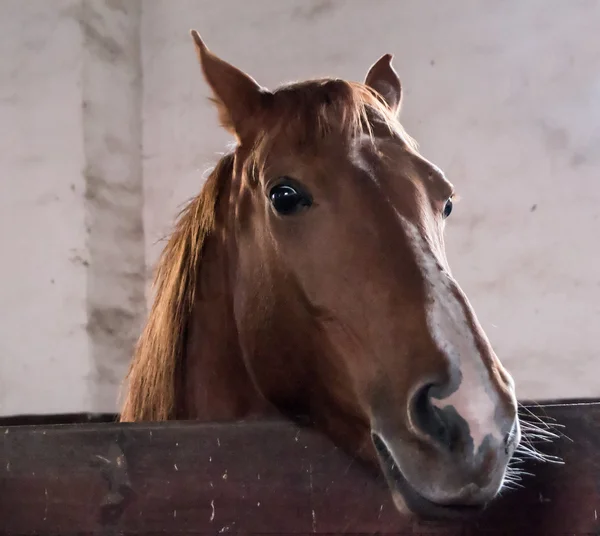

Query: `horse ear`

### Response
(364, 54, 402, 115)
(190, 30, 268, 142)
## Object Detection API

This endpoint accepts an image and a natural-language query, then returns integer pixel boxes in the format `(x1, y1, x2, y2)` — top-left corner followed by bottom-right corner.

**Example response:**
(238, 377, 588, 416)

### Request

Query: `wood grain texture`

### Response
(1, 399, 599, 535)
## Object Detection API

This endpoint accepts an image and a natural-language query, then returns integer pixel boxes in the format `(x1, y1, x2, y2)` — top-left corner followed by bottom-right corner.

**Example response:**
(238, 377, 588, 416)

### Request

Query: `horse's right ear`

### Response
(190, 30, 268, 142)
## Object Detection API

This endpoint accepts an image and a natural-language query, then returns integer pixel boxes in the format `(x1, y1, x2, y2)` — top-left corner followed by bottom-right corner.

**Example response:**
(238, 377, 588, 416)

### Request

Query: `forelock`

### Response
(245, 78, 418, 175)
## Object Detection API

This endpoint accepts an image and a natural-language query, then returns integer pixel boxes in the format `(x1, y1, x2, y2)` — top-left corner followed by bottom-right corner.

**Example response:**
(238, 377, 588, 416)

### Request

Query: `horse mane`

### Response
(119, 154, 234, 421)
(119, 77, 416, 422)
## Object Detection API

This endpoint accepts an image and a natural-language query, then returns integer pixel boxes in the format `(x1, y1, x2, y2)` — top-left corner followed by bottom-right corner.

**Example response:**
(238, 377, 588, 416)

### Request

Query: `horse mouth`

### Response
(371, 433, 486, 520)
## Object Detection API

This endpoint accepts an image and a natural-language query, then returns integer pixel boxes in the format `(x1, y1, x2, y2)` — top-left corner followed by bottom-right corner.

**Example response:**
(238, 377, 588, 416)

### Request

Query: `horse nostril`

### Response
(411, 384, 461, 452)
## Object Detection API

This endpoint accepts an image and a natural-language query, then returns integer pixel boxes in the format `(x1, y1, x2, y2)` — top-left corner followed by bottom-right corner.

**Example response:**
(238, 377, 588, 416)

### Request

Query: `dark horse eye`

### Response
(443, 198, 453, 218)
(269, 181, 312, 215)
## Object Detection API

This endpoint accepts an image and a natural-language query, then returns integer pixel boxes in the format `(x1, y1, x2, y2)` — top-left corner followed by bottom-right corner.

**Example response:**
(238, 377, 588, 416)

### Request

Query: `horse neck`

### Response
(177, 187, 271, 421)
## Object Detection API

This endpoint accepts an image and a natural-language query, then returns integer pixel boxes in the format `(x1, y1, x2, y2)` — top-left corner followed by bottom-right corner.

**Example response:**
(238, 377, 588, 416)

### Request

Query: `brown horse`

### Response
(120, 31, 524, 518)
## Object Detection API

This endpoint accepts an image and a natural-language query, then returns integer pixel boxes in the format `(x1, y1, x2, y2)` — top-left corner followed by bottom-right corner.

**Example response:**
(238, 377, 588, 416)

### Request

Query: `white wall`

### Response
(0, 1, 90, 416)
(0, 0, 145, 415)
(1, 0, 599, 416)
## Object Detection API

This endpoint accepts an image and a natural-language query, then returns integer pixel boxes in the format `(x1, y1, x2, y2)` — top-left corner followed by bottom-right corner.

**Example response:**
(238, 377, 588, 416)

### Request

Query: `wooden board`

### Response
(1, 399, 599, 535)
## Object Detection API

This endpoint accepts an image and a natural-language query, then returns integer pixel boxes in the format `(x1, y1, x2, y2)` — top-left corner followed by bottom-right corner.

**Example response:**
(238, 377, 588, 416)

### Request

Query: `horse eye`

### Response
(269, 182, 312, 215)
(443, 198, 453, 218)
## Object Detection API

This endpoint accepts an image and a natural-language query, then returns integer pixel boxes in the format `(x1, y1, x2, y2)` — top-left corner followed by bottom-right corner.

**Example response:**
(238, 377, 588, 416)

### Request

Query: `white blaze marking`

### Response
(398, 215, 501, 452)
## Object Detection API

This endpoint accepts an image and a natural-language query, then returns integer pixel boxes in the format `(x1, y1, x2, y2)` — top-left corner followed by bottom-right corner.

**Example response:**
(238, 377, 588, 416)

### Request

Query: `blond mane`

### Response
(119, 78, 416, 422)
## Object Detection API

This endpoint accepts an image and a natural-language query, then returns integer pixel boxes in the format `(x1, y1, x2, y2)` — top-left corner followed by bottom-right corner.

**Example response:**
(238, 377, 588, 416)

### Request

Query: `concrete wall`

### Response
(0, 0, 145, 415)
(1, 0, 599, 415)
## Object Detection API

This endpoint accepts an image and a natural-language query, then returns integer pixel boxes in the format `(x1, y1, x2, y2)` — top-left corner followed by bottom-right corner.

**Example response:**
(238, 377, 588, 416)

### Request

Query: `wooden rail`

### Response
(1, 399, 599, 535)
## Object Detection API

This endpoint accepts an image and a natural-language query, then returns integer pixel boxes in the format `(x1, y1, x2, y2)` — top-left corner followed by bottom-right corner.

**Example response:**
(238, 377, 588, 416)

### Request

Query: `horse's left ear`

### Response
(364, 54, 402, 115)
(190, 30, 269, 142)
